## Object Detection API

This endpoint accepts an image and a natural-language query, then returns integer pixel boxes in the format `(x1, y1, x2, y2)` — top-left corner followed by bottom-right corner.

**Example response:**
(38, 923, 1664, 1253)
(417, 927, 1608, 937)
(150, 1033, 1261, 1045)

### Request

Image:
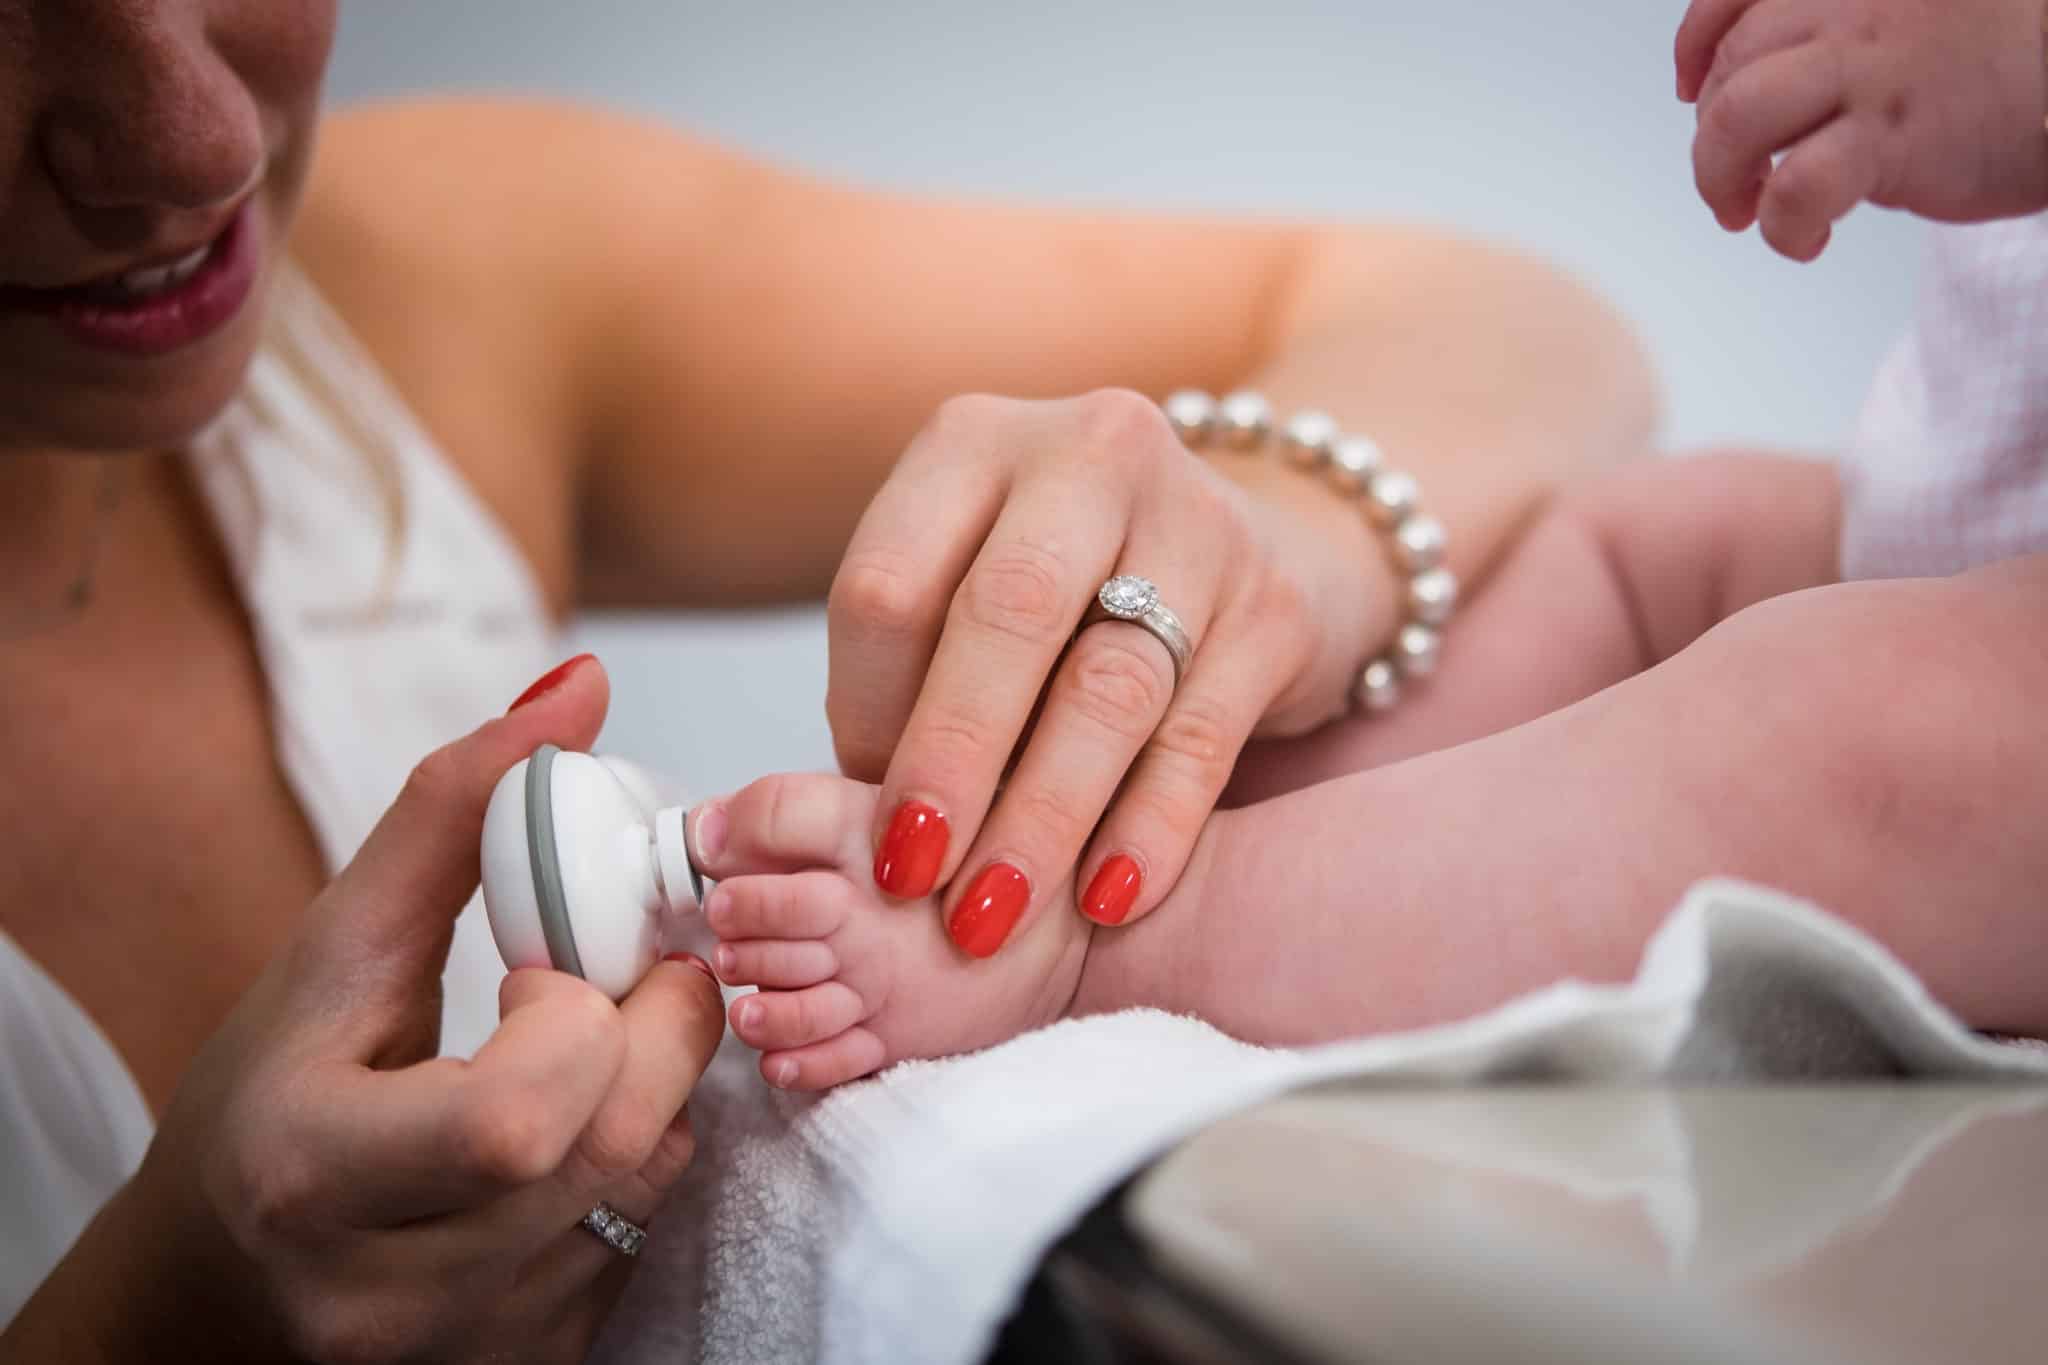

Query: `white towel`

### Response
(591, 879, 2048, 1365)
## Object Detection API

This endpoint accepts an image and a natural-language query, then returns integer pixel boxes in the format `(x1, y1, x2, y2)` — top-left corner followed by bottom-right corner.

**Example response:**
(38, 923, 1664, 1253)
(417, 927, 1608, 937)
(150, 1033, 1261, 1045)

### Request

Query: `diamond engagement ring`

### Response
(1081, 575, 1193, 684)
(581, 1202, 648, 1257)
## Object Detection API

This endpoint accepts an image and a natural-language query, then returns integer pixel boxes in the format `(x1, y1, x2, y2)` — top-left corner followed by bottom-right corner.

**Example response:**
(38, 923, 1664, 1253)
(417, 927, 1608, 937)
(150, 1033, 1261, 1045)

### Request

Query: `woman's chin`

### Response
(0, 315, 264, 456)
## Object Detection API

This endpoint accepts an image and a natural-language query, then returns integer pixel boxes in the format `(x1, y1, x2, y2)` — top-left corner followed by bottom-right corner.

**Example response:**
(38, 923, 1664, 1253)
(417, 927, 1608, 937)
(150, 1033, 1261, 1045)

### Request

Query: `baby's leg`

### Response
(1227, 453, 1841, 803)
(1081, 552, 2048, 1044)
(689, 774, 1091, 1090)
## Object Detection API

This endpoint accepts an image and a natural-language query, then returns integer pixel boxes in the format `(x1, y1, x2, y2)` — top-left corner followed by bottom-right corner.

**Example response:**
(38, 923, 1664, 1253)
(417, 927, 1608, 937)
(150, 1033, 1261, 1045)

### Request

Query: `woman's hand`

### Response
(825, 388, 1389, 956)
(8, 658, 725, 1365)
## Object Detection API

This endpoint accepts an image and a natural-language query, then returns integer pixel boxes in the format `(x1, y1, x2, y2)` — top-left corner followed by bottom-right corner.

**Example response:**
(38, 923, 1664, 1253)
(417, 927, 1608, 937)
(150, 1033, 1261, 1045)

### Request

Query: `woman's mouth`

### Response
(77, 243, 216, 303)
(0, 201, 262, 357)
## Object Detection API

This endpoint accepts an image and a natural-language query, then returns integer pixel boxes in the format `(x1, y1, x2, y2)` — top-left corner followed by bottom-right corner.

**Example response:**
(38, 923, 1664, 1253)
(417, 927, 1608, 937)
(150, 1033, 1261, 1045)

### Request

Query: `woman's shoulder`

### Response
(291, 97, 758, 395)
(287, 98, 747, 608)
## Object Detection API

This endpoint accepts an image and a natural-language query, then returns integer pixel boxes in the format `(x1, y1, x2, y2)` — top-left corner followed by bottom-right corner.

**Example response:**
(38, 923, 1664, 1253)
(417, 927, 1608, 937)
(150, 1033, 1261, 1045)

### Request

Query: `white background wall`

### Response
(327, 1, 1926, 794)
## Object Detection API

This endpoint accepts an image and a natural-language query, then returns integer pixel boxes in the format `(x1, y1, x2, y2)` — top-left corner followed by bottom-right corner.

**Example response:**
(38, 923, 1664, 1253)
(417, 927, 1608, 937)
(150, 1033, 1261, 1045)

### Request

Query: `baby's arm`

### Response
(1081, 552, 2048, 1044)
(1676, 0, 2048, 260)
(1227, 453, 1841, 803)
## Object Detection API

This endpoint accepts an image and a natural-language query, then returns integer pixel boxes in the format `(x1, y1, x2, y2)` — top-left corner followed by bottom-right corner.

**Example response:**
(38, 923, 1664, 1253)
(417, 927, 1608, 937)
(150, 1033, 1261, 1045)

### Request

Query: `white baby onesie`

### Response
(1842, 215, 2048, 578)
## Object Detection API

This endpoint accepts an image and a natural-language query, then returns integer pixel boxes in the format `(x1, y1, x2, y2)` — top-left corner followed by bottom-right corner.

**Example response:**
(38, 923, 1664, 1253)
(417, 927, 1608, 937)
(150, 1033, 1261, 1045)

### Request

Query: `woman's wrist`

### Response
(1218, 452, 1395, 730)
(1162, 389, 1454, 733)
(3, 1180, 202, 1365)
(16, 1154, 279, 1365)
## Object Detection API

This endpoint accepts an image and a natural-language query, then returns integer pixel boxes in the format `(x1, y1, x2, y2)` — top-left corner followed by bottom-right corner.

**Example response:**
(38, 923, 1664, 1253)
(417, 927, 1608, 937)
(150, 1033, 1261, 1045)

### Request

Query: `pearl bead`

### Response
(1408, 567, 1458, 626)
(1393, 622, 1440, 678)
(1393, 513, 1446, 572)
(1353, 657, 1401, 712)
(1280, 410, 1338, 469)
(1163, 389, 1217, 446)
(1327, 435, 1382, 494)
(1217, 390, 1272, 451)
(1366, 470, 1419, 529)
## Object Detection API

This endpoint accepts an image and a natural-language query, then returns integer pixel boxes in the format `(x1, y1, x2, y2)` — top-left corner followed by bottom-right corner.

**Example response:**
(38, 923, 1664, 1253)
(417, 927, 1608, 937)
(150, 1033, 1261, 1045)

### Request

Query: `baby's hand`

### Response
(1676, 0, 2048, 260)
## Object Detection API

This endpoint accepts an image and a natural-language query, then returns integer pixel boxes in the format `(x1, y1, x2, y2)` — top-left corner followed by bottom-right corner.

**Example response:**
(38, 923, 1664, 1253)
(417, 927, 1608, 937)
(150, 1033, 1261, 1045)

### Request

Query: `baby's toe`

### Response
(712, 939, 837, 990)
(705, 871, 850, 942)
(695, 772, 877, 878)
(760, 1028, 890, 1092)
(731, 982, 867, 1051)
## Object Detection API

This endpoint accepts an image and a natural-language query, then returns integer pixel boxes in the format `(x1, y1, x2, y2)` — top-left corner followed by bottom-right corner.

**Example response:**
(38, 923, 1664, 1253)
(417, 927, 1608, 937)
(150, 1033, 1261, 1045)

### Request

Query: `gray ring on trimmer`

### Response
(524, 743, 586, 979)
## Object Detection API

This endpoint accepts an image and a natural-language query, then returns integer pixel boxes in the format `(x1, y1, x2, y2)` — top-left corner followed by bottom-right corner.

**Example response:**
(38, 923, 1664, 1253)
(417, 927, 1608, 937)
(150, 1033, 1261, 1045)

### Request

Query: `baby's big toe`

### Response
(693, 772, 878, 878)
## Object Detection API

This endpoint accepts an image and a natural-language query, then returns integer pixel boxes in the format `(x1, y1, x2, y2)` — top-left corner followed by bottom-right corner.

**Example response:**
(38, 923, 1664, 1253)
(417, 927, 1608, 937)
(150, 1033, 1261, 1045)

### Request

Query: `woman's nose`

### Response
(39, 11, 266, 214)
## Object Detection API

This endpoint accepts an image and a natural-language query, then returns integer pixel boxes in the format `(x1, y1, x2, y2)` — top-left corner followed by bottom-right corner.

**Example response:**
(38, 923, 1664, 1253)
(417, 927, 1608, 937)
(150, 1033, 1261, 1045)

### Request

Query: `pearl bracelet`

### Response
(1161, 388, 1457, 714)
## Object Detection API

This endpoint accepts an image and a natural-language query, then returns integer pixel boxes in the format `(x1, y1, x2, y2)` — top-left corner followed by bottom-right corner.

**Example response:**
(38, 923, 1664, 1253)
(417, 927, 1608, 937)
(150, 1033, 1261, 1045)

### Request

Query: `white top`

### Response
(1842, 216, 2048, 579)
(0, 266, 558, 1323)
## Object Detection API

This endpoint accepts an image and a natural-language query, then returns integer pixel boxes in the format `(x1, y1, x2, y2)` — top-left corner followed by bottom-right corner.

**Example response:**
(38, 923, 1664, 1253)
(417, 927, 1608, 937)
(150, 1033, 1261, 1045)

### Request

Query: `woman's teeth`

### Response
(92, 245, 212, 302)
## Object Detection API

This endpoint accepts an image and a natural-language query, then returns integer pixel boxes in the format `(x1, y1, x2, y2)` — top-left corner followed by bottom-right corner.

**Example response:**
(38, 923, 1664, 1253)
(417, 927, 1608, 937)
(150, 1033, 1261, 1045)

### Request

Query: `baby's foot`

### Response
(689, 773, 1093, 1090)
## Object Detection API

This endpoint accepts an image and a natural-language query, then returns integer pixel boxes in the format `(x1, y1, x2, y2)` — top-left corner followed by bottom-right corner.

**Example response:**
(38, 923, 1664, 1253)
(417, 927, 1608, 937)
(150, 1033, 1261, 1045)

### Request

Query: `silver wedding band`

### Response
(1080, 575, 1192, 685)
(581, 1202, 648, 1257)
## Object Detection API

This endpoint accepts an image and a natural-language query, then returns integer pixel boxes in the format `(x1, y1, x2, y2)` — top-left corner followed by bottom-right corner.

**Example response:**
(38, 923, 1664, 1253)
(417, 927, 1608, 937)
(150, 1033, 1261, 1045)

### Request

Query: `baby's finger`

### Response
(731, 983, 868, 1052)
(1695, 44, 1842, 232)
(1674, 0, 1764, 100)
(1692, 0, 1817, 112)
(1759, 116, 1879, 262)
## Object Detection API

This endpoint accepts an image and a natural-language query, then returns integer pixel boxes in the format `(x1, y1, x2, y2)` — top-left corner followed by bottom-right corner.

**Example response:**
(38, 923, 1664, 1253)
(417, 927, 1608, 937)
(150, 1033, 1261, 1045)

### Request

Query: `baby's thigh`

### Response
(1224, 452, 1841, 804)
(1571, 451, 1842, 663)
(1227, 479, 1655, 802)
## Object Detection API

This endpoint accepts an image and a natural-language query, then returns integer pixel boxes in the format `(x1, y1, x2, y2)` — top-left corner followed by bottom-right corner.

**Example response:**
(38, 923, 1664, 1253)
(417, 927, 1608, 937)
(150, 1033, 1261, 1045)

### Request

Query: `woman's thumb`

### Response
(307, 655, 611, 987)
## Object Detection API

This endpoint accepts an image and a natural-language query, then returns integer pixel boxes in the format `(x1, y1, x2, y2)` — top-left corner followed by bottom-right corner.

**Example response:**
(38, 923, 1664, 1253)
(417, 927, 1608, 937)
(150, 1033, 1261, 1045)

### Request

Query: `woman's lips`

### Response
(0, 202, 261, 357)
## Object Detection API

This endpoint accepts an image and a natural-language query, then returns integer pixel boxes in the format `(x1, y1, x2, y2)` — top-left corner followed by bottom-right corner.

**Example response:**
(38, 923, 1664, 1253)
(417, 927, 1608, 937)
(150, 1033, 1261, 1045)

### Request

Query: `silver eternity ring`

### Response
(581, 1202, 648, 1257)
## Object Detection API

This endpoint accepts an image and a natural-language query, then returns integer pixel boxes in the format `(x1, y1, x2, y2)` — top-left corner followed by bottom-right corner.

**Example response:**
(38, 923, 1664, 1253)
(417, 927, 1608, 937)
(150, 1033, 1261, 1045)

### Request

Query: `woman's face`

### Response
(0, 1, 336, 455)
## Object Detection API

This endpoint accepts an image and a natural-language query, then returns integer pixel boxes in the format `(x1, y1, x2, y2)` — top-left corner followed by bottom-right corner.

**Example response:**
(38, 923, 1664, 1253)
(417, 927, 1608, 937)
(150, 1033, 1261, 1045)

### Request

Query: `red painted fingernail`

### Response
(948, 862, 1030, 959)
(1081, 854, 1143, 926)
(508, 653, 595, 713)
(664, 951, 719, 984)
(874, 801, 950, 899)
